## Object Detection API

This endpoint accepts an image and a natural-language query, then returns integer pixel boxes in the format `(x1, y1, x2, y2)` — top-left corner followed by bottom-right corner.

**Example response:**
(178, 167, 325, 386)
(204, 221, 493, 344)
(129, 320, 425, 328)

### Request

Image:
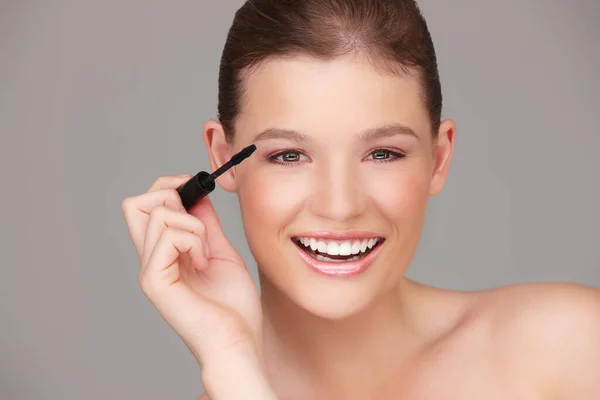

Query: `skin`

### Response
(122, 54, 600, 399)
(201, 55, 600, 399)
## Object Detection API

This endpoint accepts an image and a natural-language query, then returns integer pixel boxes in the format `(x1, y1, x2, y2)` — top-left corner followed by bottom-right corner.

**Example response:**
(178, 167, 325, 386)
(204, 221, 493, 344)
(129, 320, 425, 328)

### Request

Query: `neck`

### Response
(259, 271, 423, 394)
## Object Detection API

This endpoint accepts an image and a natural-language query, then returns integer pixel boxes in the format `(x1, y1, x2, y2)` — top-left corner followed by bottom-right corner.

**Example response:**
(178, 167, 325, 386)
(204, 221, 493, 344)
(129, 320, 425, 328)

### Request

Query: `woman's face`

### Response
(206, 55, 454, 319)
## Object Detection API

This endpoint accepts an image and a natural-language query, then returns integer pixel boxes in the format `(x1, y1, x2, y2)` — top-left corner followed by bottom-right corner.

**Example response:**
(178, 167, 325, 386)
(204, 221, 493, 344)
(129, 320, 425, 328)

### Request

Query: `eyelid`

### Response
(363, 147, 406, 160)
(268, 148, 404, 157)
(268, 148, 309, 159)
(267, 149, 311, 165)
(266, 147, 406, 166)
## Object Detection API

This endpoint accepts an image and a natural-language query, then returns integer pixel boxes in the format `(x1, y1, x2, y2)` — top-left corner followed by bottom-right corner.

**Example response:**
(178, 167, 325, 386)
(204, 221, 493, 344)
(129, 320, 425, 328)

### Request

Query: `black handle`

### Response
(177, 171, 215, 210)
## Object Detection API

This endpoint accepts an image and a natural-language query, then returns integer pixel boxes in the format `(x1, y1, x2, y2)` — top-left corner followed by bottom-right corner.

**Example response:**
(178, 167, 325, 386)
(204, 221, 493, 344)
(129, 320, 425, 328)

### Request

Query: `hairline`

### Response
(224, 51, 429, 141)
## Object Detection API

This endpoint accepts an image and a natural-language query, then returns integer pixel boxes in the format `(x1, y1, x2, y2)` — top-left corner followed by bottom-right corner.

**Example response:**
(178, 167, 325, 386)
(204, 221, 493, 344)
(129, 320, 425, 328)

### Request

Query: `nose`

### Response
(307, 158, 367, 222)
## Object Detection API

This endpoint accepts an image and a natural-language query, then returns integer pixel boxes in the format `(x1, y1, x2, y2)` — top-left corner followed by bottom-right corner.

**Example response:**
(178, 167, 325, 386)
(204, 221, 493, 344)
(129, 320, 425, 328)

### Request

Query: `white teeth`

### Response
(296, 237, 380, 257)
(351, 240, 361, 255)
(327, 242, 340, 256)
(317, 241, 327, 252)
(339, 241, 352, 256)
(360, 240, 368, 252)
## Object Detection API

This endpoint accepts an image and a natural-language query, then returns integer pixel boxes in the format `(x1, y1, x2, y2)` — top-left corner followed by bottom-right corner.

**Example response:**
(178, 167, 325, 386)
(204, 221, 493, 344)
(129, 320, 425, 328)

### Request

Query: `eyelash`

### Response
(267, 148, 406, 166)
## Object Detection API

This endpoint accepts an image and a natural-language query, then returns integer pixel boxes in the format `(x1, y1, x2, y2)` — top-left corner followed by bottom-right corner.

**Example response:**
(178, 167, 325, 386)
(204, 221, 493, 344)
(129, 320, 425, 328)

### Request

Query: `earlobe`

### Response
(203, 120, 237, 192)
(430, 119, 456, 196)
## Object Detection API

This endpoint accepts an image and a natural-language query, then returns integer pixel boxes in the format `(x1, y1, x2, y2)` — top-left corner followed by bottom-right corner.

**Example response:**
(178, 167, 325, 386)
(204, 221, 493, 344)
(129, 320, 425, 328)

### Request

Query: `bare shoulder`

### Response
(481, 282, 600, 343)
(478, 282, 600, 398)
(197, 393, 209, 400)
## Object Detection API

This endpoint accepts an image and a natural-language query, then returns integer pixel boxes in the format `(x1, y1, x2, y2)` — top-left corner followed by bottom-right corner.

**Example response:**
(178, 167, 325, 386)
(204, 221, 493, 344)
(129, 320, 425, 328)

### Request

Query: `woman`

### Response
(122, 0, 600, 398)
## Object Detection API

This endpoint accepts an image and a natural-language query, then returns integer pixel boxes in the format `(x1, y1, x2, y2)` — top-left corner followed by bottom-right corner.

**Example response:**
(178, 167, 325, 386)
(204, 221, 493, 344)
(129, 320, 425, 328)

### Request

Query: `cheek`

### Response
(238, 169, 310, 235)
(366, 162, 431, 225)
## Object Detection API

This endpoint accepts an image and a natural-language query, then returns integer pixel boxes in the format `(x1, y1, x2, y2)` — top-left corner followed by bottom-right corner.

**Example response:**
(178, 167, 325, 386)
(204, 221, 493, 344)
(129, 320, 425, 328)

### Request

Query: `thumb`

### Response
(187, 195, 241, 263)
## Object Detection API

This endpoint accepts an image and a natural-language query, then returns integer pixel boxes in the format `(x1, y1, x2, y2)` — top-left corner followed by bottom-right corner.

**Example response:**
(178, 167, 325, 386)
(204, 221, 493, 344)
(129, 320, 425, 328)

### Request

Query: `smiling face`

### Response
(204, 55, 455, 319)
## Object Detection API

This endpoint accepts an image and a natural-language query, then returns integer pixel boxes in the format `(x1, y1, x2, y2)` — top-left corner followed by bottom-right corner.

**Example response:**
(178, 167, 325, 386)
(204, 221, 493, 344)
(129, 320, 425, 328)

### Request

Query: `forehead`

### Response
(235, 55, 430, 138)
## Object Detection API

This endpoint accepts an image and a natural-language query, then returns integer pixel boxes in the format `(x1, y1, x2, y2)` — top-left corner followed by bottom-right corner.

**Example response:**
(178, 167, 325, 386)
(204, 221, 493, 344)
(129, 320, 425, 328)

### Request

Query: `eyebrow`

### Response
(357, 124, 419, 142)
(253, 128, 310, 143)
(252, 123, 419, 144)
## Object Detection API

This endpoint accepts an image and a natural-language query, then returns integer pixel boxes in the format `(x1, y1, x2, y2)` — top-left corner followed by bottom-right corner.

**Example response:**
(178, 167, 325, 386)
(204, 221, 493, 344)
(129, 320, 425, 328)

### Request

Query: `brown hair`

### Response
(217, 0, 442, 142)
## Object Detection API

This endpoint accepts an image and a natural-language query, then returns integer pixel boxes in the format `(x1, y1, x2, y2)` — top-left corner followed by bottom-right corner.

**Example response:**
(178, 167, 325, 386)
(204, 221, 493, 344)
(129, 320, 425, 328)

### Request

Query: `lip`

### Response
(293, 237, 385, 277)
(292, 231, 383, 240)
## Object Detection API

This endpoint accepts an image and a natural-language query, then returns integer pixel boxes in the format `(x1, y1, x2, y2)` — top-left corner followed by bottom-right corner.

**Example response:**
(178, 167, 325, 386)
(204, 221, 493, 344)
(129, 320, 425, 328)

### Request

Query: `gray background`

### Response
(1, 0, 598, 399)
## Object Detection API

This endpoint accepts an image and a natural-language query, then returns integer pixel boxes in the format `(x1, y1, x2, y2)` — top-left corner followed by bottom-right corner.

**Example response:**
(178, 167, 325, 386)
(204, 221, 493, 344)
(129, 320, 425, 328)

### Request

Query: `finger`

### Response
(148, 174, 193, 192)
(122, 189, 186, 259)
(140, 227, 208, 287)
(187, 195, 241, 263)
(142, 205, 208, 268)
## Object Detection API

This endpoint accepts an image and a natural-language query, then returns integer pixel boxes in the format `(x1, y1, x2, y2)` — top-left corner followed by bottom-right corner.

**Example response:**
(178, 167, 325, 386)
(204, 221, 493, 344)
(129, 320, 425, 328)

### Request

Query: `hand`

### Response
(121, 175, 264, 367)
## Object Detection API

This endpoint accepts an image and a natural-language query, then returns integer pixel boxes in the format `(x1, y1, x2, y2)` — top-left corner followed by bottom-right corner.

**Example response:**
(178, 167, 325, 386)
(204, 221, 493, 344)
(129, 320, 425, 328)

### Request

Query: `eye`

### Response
(366, 148, 405, 163)
(268, 150, 309, 165)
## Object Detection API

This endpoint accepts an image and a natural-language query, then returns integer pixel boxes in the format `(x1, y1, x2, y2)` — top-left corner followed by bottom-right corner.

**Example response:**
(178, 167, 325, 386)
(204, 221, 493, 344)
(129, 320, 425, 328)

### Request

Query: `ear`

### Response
(203, 120, 236, 192)
(429, 119, 456, 196)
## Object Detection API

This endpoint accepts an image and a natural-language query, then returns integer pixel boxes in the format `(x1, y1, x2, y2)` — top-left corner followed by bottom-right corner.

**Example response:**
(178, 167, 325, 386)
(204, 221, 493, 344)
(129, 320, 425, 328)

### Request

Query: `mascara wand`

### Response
(177, 144, 256, 210)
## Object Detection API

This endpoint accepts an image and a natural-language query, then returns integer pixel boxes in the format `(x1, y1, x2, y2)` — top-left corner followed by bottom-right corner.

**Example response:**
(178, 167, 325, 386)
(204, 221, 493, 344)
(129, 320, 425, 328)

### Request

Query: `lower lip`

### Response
(294, 240, 383, 277)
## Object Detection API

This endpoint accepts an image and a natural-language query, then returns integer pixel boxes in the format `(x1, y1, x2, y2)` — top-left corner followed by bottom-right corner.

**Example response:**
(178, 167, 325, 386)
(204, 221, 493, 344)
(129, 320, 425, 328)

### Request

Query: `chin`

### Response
(291, 285, 379, 321)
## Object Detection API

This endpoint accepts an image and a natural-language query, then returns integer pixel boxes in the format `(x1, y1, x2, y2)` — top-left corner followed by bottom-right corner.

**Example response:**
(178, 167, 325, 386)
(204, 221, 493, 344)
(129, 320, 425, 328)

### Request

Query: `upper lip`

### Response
(291, 231, 383, 240)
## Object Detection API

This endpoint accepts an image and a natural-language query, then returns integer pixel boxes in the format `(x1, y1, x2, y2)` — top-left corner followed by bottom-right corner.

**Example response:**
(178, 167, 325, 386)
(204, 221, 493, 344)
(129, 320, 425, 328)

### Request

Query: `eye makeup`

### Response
(265, 147, 406, 166)
(267, 149, 310, 166)
(364, 148, 406, 163)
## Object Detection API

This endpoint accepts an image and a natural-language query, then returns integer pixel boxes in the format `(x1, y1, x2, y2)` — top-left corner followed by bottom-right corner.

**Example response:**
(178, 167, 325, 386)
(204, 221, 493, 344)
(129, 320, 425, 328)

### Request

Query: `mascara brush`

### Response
(177, 144, 256, 210)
